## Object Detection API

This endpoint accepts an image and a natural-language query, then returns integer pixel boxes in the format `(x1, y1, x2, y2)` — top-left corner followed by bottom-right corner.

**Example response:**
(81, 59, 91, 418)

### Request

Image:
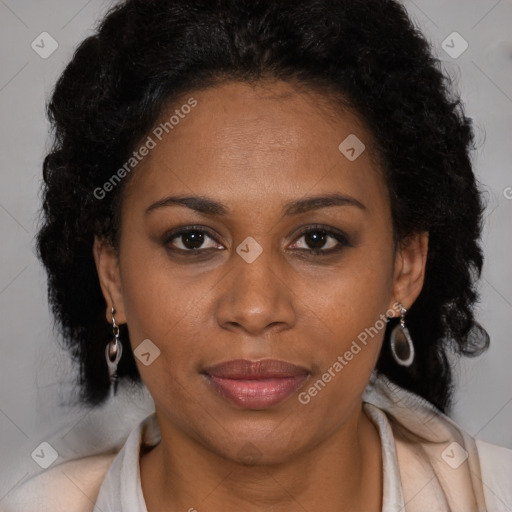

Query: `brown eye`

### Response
(303, 230, 333, 250)
(165, 227, 223, 253)
(177, 230, 205, 250)
(289, 226, 351, 254)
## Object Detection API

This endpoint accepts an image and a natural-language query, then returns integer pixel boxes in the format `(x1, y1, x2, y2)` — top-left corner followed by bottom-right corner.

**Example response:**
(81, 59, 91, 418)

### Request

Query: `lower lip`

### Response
(204, 374, 309, 409)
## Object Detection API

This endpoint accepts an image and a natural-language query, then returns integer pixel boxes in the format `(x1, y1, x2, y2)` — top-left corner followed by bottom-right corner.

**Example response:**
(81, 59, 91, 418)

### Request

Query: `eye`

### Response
(164, 226, 223, 253)
(289, 225, 351, 255)
(163, 224, 351, 256)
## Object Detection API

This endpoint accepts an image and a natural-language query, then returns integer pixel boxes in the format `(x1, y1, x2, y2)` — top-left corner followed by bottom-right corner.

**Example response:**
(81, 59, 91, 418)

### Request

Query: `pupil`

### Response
(182, 231, 204, 249)
(305, 231, 326, 249)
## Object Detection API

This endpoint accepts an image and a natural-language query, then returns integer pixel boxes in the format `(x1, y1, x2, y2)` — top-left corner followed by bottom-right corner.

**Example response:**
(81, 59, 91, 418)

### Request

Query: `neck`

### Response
(140, 404, 382, 512)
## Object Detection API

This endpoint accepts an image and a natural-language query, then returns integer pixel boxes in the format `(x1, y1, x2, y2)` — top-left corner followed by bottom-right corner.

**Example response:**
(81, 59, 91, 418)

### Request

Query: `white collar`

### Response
(95, 377, 404, 511)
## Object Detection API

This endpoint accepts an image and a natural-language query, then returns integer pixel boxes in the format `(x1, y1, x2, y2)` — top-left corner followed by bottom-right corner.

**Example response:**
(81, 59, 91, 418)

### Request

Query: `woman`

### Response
(3, 0, 511, 511)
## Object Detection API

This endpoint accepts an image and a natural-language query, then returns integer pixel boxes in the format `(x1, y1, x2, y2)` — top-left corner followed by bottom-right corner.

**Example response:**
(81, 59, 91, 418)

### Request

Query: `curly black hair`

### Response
(36, 0, 489, 412)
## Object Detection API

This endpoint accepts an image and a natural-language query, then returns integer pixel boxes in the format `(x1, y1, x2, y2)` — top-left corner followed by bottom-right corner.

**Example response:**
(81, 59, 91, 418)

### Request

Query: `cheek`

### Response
(308, 247, 394, 380)
(117, 239, 181, 358)
(118, 238, 218, 386)
(319, 245, 393, 326)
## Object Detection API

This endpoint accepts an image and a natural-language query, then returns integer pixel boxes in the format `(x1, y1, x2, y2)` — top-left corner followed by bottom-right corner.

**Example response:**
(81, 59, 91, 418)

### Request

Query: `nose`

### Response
(215, 243, 297, 336)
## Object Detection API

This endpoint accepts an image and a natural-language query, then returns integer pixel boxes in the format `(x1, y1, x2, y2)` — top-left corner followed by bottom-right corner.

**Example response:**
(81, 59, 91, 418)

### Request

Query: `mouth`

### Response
(202, 359, 310, 409)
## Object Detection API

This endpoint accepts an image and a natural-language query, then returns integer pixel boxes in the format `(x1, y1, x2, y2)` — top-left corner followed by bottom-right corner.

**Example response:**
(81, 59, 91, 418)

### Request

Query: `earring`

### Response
(390, 304, 415, 367)
(105, 307, 123, 397)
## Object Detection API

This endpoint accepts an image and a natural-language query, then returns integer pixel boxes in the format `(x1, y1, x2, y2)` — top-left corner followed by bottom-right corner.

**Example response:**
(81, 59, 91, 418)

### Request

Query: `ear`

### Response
(93, 236, 126, 324)
(388, 231, 429, 314)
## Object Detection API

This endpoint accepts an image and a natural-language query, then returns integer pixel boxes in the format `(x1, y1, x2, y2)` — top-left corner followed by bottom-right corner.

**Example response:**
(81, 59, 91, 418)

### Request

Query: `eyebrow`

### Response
(144, 193, 366, 217)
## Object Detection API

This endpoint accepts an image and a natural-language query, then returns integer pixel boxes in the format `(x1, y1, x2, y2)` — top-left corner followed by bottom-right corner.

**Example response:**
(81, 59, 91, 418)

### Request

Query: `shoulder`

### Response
(1, 452, 116, 512)
(476, 438, 512, 510)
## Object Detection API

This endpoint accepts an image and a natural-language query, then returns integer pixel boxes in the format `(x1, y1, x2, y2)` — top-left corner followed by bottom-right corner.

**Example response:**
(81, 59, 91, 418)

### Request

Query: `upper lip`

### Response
(203, 359, 310, 379)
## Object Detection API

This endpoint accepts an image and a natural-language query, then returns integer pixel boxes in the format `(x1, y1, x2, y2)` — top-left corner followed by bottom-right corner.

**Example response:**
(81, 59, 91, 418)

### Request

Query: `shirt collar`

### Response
(96, 375, 409, 512)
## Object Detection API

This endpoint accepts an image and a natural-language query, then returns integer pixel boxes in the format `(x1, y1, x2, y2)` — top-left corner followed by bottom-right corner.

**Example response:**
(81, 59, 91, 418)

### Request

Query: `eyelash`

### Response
(163, 224, 352, 256)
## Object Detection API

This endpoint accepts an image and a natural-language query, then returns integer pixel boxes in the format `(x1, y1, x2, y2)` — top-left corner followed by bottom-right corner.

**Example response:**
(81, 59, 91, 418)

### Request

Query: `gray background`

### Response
(1, 0, 511, 502)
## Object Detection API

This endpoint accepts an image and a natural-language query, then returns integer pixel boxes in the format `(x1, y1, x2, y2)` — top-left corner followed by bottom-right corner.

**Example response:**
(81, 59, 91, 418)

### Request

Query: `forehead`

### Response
(122, 80, 388, 217)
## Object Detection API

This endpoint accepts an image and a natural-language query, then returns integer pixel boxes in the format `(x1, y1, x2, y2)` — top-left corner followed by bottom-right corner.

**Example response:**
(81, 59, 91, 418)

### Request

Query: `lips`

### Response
(202, 359, 310, 409)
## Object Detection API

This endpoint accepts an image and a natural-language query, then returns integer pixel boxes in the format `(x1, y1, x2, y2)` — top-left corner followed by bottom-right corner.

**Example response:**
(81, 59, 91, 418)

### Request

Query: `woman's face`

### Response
(95, 80, 427, 463)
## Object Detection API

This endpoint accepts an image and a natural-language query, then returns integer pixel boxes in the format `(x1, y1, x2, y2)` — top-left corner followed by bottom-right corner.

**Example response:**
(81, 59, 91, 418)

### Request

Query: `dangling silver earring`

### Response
(105, 307, 123, 397)
(390, 304, 414, 367)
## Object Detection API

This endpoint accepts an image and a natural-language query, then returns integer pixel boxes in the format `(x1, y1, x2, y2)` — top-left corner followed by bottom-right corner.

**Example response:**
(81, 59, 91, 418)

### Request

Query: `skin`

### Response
(93, 80, 428, 512)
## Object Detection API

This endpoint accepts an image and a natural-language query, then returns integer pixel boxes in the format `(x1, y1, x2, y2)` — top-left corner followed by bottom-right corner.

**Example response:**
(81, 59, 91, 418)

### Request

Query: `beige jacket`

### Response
(2, 374, 511, 511)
